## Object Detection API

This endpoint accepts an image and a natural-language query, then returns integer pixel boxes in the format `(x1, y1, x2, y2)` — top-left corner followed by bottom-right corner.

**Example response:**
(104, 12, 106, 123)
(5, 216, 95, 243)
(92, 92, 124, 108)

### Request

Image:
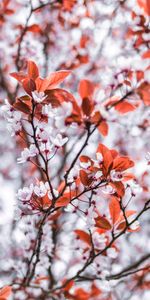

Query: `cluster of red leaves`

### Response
(127, 10, 150, 49)
(75, 198, 139, 250)
(79, 143, 134, 197)
(10, 61, 109, 135)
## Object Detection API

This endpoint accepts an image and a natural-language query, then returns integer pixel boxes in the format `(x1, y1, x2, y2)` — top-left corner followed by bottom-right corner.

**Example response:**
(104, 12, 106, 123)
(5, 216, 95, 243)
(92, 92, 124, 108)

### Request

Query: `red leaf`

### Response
(96, 144, 113, 176)
(79, 79, 97, 99)
(55, 196, 70, 208)
(91, 111, 102, 124)
(115, 101, 136, 114)
(98, 121, 108, 136)
(27, 61, 39, 80)
(10, 71, 27, 82)
(27, 24, 42, 33)
(137, 82, 150, 106)
(90, 283, 101, 297)
(81, 97, 93, 116)
(74, 230, 91, 246)
(40, 70, 71, 91)
(44, 89, 75, 107)
(136, 70, 144, 81)
(109, 197, 121, 224)
(110, 181, 125, 197)
(113, 156, 134, 171)
(41, 194, 52, 209)
(3, 0, 10, 8)
(22, 78, 36, 95)
(0, 286, 12, 300)
(63, 0, 76, 11)
(95, 216, 112, 230)
(123, 173, 135, 181)
(79, 170, 93, 186)
(63, 280, 74, 292)
(137, 0, 150, 15)
(116, 221, 126, 231)
(73, 288, 90, 300)
(13, 98, 31, 114)
(80, 155, 91, 164)
(142, 49, 150, 59)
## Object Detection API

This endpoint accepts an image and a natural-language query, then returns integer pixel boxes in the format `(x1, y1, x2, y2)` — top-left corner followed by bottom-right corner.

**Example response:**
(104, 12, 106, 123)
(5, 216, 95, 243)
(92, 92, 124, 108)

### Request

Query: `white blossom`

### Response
(17, 144, 39, 163)
(93, 232, 107, 249)
(17, 184, 34, 201)
(32, 91, 47, 103)
(50, 133, 68, 147)
(34, 182, 48, 197)
(106, 247, 118, 259)
(85, 206, 98, 228)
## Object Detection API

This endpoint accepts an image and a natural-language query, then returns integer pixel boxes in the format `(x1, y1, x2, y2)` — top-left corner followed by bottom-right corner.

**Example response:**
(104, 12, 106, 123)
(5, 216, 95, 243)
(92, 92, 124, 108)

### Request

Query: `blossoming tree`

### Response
(0, 0, 150, 299)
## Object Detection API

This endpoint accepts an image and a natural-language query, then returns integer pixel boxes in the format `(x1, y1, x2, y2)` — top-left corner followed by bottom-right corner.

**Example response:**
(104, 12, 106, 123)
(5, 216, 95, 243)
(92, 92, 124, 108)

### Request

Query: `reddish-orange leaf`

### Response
(63, 0, 76, 10)
(90, 283, 101, 297)
(0, 286, 12, 300)
(116, 221, 126, 231)
(81, 97, 93, 116)
(80, 155, 91, 164)
(41, 194, 51, 208)
(137, 0, 150, 15)
(3, 0, 11, 8)
(41, 70, 71, 91)
(113, 156, 134, 171)
(35, 77, 44, 92)
(96, 144, 113, 176)
(115, 101, 136, 114)
(98, 121, 108, 136)
(27, 61, 39, 80)
(123, 173, 135, 181)
(27, 24, 42, 33)
(74, 288, 90, 300)
(22, 78, 36, 95)
(142, 49, 150, 59)
(74, 229, 91, 246)
(79, 79, 97, 99)
(95, 216, 112, 230)
(44, 89, 76, 107)
(63, 280, 74, 292)
(110, 181, 125, 197)
(13, 99, 31, 114)
(10, 71, 27, 82)
(79, 170, 93, 186)
(136, 70, 144, 81)
(110, 149, 118, 159)
(91, 111, 102, 124)
(55, 196, 70, 208)
(137, 82, 150, 106)
(109, 197, 121, 224)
